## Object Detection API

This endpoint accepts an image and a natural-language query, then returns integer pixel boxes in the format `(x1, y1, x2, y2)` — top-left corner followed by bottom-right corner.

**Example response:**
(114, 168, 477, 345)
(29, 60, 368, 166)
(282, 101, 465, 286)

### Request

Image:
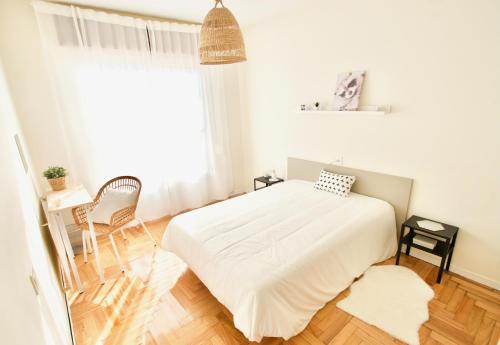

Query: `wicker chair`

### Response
(72, 176, 157, 276)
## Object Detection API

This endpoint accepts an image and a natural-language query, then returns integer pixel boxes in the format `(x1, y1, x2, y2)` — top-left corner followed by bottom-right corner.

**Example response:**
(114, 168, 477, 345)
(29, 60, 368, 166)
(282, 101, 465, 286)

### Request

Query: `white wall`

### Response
(0, 0, 72, 192)
(241, 0, 500, 287)
(0, 57, 72, 345)
(0, 60, 46, 345)
(0, 2, 74, 343)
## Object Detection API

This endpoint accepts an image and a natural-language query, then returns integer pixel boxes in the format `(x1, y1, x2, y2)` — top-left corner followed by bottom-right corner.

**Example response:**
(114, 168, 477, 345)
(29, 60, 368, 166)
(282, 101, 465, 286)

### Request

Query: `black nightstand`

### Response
(253, 176, 284, 191)
(396, 215, 459, 283)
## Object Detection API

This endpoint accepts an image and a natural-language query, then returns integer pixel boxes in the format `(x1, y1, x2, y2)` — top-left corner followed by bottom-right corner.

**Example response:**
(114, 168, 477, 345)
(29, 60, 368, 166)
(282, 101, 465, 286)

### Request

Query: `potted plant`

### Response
(43, 166, 67, 191)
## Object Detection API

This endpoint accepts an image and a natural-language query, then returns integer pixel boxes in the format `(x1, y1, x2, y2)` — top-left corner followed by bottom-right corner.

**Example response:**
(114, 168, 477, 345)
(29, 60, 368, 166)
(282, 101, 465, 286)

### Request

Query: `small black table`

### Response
(396, 215, 459, 283)
(253, 176, 284, 191)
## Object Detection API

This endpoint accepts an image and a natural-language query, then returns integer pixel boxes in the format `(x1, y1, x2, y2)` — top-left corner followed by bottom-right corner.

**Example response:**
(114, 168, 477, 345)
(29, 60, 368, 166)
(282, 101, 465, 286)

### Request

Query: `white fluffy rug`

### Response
(337, 265, 434, 345)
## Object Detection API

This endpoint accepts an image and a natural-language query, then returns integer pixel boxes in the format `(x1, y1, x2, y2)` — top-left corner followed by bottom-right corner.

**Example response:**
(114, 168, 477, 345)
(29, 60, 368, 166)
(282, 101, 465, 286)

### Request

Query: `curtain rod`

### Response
(48, 1, 202, 26)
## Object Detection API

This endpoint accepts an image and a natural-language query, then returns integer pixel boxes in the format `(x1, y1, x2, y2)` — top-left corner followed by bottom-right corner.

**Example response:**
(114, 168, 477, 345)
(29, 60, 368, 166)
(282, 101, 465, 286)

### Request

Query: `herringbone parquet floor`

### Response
(68, 218, 500, 345)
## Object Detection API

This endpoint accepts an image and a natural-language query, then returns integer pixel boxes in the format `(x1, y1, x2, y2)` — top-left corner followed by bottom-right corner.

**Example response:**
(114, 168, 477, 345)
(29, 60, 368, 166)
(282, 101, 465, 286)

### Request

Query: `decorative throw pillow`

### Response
(89, 189, 138, 224)
(314, 170, 356, 197)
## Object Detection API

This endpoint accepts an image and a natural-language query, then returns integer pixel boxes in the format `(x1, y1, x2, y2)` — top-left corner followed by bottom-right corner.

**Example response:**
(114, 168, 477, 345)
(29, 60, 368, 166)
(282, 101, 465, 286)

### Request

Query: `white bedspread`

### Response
(161, 180, 397, 341)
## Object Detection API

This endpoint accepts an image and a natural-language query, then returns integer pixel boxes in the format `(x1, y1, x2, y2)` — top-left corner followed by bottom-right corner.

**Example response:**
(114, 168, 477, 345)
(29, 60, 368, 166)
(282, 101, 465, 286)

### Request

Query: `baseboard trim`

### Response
(403, 245, 500, 290)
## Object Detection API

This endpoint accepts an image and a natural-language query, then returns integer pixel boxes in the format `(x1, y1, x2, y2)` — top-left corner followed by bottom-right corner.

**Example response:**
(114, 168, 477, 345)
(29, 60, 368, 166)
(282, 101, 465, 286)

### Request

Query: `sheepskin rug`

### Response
(337, 265, 434, 345)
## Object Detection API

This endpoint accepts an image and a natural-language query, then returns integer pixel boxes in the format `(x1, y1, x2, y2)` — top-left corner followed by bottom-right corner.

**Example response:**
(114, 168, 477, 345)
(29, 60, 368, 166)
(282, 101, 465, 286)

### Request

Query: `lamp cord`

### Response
(214, 0, 224, 8)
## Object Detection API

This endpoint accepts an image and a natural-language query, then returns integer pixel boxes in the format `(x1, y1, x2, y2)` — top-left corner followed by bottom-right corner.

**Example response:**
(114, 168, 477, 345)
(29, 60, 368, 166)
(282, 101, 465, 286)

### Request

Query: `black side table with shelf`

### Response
(253, 176, 284, 191)
(396, 215, 459, 284)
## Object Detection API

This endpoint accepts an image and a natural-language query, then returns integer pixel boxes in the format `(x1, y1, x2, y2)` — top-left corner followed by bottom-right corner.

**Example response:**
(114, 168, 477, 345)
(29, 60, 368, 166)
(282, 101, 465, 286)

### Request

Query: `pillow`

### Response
(89, 188, 138, 224)
(314, 170, 356, 197)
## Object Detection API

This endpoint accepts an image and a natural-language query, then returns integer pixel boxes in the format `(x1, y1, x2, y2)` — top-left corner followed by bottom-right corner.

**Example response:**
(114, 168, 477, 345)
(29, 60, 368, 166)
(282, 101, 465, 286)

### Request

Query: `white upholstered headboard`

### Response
(287, 157, 413, 231)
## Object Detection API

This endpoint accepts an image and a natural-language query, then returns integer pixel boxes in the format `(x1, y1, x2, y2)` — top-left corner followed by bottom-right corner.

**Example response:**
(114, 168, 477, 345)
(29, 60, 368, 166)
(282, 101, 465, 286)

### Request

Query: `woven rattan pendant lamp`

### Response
(199, 0, 246, 65)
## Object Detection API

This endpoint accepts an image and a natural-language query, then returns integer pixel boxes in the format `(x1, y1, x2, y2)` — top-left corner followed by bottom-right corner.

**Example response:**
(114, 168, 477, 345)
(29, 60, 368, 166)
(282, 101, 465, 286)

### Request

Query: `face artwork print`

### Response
(332, 71, 366, 111)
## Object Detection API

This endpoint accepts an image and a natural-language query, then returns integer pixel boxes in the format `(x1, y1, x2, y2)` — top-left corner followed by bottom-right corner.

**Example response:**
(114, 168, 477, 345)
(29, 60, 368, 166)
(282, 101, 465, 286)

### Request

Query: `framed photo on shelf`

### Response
(332, 71, 366, 111)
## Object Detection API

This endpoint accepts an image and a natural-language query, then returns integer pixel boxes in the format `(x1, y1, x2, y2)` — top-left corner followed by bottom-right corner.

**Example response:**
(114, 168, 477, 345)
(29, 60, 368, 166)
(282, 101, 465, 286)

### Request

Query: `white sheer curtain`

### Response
(34, 1, 236, 220)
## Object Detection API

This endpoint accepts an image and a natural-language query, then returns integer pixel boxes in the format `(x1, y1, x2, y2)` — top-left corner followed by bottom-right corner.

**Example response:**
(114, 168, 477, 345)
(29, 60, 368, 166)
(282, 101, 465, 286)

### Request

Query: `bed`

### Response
(161, 158, 413, 341)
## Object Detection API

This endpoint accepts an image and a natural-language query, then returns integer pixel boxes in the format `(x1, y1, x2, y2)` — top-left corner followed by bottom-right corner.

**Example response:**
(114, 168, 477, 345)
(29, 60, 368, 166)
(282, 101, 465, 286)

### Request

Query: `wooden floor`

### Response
(68, 219, 500, 345)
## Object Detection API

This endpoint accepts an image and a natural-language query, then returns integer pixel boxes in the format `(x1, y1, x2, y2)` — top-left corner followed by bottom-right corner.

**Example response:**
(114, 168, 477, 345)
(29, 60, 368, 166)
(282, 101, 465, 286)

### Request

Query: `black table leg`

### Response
(445, 233, 457, 272)
(395, 225, 405, 265)
(437, 239, 451, 283)
(405, 229, 414, 255)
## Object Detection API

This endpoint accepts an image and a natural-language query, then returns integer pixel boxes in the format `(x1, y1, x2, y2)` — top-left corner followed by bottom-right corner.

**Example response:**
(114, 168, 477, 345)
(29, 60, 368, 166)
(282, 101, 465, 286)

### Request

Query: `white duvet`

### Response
(161, 180, 397, 341)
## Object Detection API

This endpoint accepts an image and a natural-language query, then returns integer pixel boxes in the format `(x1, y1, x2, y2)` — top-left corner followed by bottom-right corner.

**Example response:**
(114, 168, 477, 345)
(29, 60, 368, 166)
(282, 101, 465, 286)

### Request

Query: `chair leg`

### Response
(109, 233, 125, 272)
(82, 231, 88, 263)
(87, 218, 105, 284)
(86, 230, 93, 254)
(137, 217, 157, 247)
(120, 228, 127, 241)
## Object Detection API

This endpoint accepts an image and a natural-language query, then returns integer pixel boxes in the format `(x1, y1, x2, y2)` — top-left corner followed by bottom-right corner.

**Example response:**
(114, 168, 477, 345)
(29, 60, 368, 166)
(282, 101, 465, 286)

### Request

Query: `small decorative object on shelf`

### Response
(396, 215, 459, 284)
(300, 104, 306, 111)
(295, 104, 391, 115)
(332, 71, 366, 111)
(265, 169, 280, 182)
(43, 166, 68, 191)
(314, 102, 320, 110)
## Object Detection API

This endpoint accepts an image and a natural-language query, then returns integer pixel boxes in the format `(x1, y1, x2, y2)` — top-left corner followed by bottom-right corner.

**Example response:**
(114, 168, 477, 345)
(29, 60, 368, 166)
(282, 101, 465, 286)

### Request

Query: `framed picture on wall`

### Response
(332, 71, 366, 111)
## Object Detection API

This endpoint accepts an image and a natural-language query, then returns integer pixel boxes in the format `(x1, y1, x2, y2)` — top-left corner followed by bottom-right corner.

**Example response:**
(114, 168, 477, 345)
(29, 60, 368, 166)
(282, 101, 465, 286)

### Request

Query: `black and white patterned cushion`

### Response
(314, 170, 356, 197)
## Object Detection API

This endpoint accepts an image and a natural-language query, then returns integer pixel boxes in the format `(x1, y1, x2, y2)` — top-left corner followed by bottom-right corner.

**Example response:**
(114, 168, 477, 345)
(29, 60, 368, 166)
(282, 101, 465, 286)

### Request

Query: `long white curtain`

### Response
(34, 1, 237, 220)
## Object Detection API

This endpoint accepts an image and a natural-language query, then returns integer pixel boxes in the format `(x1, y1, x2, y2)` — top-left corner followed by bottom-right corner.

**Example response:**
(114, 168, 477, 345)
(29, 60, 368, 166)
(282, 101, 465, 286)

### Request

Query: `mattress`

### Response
(161, 180, 397, 341)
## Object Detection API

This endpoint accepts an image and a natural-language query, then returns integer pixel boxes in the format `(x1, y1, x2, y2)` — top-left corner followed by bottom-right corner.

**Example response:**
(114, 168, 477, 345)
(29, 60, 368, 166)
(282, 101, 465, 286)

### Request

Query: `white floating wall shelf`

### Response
(296, 105, 391, 116)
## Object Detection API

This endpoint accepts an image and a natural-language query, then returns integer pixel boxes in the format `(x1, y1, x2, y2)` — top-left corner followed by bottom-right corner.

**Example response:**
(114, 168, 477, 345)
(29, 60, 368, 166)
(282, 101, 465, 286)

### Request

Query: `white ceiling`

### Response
(55, 0, 308, 26)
